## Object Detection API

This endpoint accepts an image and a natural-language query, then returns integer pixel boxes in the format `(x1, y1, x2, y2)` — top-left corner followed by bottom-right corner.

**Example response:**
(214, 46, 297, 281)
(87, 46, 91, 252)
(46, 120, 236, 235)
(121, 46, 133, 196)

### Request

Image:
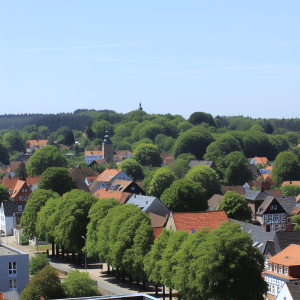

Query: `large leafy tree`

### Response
(21, 189, 60, 239)
(0, 142, 9, 165)
(147, 168, 176, 198)
(86, 198, 120, 260)
(29, 253, 50, 275)
(160, 179, 207, 212)
(172, 222, 267, 300)
(15, 161, 27, 180)
(218, 151, 253, 186)
(26, 145, 68, 176)
(185, 164, 221, 199)
(272, 151, 300, 186)
(132, 143, 163, 167)
(62, 270, 100, 298)
(20, 265, 65, 300)
(38, 167, 77, 196)
(167, 159, 189, 179)
(217, 191, 252, 222)
(118, 158, 144, 180)
(282, 184, 300, 196)
(54, 190, 98, 254)
(0, 184, 10, 203)
(188, 112, 216, 127)
(173, 127, 214, 160)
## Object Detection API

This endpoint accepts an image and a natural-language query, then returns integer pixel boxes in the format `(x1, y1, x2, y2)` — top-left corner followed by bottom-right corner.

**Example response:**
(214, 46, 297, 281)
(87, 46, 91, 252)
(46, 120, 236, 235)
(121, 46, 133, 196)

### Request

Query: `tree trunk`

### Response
(136, 276, 139, 286)
(163, 285, 165, 300)
(107, 265, 110, 273)
(143, 278, 146, 290)
(72, 250, 75, 263)
(122, 270, 125, 282)
(56, 244, 59, 257)
(129, 274, 132, 284)
(66, 250, 69, 261)
(112, 267, 115, 276)
(116, 267, 120, 279)
(169, 288, 172, 300)
(155, 284, 158, 296)
(61, 246, 65, 258)
(78, 253, 81, 265)
(52, 242, 55, 257)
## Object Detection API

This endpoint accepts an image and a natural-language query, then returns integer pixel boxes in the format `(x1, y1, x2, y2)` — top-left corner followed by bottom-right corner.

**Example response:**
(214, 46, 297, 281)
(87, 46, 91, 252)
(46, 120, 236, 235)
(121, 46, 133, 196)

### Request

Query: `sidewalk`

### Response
(3, 236, 170, 299)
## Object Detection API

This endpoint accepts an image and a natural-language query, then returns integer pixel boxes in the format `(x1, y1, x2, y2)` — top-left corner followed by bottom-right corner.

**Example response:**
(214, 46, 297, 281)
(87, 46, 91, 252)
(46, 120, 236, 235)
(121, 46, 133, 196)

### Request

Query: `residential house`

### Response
(89, 181, 110, 195)
(275, 281, 300, 300)
(96, 169, 132, 184)
(85, 150, 104, 165)
(25, 140, 48, 152)
(69, 166, 98, 193)
(88, 159, 109, 169)
(189, 160, 217, 170)
(148, 212, 169, 240)
(282, 181, 300, 188)
(222, 186, 246, 196)
(25, 176, 40, 191)
(0, 201, 27, 235)
(249, 164, 262, 179)
(207, 194, 223, 211)
(250, 156, 269, 166)
(111, 180, 146, 195)
(264, 244, 300, 299)
(5, 162, 28, 178)
(165, 211, 229, 233)
(126, 195, 170, 218)
(93, 188, 132, 204)
(114, 150, 133, 164)
(2, 178, 31, 201)
(0, 243, 29, 294)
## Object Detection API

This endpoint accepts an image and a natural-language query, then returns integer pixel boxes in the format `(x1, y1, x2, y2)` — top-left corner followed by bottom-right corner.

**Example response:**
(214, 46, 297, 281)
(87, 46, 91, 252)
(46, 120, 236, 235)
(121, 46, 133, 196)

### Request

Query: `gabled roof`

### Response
(126, 195, 157, 211)
(11, 180, 26, 197)
(9, 161, 28, 173)
(257, 196, 277, 215)
(189, 160, 216, 168)
(208, 194, 223, 210)
(25, 176, 40, 188)
(85, 150, 104, 156)
(2, 178, 19, 192)
(240, 222, 276, 255)
(249, 164, 261, 179)
(252, 156, 269, 165)
(277, 196, 297, 215)
(111, 180, 133, 190)
(268, 190, 284, 197)
(268, 244, 300, 266)
(171, 211, 229, 232)
(93, 188, 132, 204)
(96, 169, 122, 182)
(276, 231, 300, 252)
(26, 140, 48, 148)
(153, 227, 163, 240)
(89, 180, 109, 194)
(1, 201, 27, 217)
(265, 166, 273, 172)
(286, 280, 300, 299)
(86, 176, 98, 185)
(148, 212, 169, 228)
(222, 186, 246, 196)
(244, 190, 271, 201)
(89, 159, 109, 166)
(69, 167, 98, 180)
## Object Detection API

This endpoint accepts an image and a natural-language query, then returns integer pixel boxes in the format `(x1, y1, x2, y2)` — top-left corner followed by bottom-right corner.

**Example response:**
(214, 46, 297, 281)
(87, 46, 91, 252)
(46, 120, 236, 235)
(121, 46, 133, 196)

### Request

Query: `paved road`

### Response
(3, 236, 167, 299)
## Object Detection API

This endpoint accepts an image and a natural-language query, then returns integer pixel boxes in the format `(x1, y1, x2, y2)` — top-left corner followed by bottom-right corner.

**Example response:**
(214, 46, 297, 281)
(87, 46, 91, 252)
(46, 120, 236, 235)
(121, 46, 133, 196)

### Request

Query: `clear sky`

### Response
(0, 1, 299, 119)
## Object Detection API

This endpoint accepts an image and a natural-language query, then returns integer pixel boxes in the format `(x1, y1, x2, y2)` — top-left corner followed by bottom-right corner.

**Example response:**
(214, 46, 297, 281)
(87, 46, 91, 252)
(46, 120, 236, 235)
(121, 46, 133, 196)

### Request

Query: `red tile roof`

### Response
(26, 140, 48, 148)
(282, 181, 300, 187)
(253, 156, 269, 165)
(172, 211, 229, 232)
(96, 169, 122, 182)
(221, 186, 246, 196)
(148, 212, 168, 228)
(86, 176, 98, 184)
(25, 176, 40, 188)
(85, 150, 104, 156)
(268, 244, 300, 266)
(153, 227, 163, 240)
(297, 195, 300, 203)
(93, 188, 131, 204)
(2, 178, 19, 193)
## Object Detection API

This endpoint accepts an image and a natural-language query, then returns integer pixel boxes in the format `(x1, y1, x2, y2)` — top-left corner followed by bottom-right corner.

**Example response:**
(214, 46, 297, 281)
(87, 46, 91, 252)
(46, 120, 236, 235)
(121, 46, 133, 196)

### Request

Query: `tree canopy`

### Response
(29, 253, 50, 275)
(217, 191, 252, 222)
(132, 143, 163, 167)
(118, 158, 144, 180)
(26, 145, 68, 176)
(38, 167, 77, 196)
(0, 184, 10, 203)
(282, 184, 300, 196)
(188, 112, 216, 127)
(160, 178, 207, 212)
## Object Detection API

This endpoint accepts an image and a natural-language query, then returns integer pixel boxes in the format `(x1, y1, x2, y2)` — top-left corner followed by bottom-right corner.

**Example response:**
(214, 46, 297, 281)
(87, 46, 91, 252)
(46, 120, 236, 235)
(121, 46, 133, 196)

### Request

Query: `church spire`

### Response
(139, 102, 143, 111)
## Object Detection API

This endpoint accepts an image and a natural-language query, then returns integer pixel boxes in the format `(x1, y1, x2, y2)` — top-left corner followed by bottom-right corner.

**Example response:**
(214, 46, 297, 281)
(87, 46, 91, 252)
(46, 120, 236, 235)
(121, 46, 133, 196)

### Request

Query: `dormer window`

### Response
(274, 205, 277, 210)
(274, 264, 277, 273)
(279, 265, 283, 274)
(270, 205, 273, 210)
(268, 263, 272, 271)
(284, 267, 288, 275)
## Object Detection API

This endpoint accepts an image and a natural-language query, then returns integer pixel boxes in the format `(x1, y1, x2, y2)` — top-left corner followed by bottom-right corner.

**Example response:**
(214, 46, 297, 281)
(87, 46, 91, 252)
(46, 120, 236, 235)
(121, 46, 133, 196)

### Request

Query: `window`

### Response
(9, 279, 17, 290)
(281, 224, 286, 230)
(270, 205, 273, 210)
(284, 267, 288, 275)
(274, 264, 277, 273)
(268, 263, 272, 271)
(22, 189, 24, 192)
(279, 265, 283, 274)
(274, 205, 277, 210)
(19, 196, 22, 200)
(18, 205, 22, 212)
(24, 188, 27, 192)
(9, 262, 17, 276)
(24, 195, 27, 200)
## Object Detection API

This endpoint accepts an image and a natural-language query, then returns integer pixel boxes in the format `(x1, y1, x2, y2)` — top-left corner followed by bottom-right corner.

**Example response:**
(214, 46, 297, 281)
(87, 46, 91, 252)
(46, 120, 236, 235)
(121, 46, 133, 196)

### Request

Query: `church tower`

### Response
(102, 131, 114, 163)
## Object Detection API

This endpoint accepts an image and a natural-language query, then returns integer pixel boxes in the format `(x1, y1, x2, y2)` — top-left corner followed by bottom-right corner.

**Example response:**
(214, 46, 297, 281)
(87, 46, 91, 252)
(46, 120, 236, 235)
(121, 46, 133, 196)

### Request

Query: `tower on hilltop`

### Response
(138, 102, 143, 111)
(102, 131, 114, 163)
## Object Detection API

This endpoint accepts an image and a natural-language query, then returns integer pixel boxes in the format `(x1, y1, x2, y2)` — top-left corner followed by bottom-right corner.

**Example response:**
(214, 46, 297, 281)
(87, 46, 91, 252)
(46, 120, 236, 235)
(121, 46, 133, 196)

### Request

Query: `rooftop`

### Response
(0, 243, 28, 256)
(269, 244, 300, 266)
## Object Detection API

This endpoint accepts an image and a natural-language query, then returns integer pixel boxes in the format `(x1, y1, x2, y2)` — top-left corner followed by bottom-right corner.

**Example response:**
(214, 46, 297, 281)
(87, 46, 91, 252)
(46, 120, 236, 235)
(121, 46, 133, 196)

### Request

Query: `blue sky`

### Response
(0, 1, 299, 119)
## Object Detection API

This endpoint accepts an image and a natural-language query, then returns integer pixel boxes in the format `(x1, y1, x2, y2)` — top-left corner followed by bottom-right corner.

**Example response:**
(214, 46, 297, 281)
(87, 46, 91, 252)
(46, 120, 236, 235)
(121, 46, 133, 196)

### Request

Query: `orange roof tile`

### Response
(3, 178, 19, 192)
(269, 244, 300, 266)
(85, 150, 104, 156)
(93, 188, 131, 204)
(172, 211, 229, 232)
(293, 206, 300, 215)
(96, 169, 122, 182)
(26, 140, 48, 148)
(25, 176, 40, 187)
(297, 195, 300, 203)
(261, 174, 272, 180)
(153, 227, 163, 240)
(253, 156, 269, 165)
(86, 176, 98, 184)
(265, 166, 273, 172)
(11, 180, 26, 196)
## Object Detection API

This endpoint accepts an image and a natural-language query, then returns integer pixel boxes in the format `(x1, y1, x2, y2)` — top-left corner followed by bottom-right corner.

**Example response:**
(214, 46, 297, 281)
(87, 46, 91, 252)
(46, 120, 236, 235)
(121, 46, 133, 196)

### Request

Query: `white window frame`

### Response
(8, 262, 17, 276)
(274, 264, 277, 273)
(284, 267, 288, 275)
(274, 205, 277, 210)
(9, 279, 17, 290)
(279, 265, 283, 274)
(268, 263, 272, 271)
(18, 205, 22, 212)
(270, 205, 273, 210)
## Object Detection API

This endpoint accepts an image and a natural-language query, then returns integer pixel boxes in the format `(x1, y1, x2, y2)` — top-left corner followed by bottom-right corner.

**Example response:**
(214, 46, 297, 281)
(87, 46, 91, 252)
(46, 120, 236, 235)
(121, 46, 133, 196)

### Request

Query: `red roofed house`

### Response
(26, 140, 48, 151)
(250, 156, 269, 166)
(93, 188, 132, 204)
(282, 181, 300, 188)
(96, 169, 132, 184)
(165, 211, 229, 233)
(25, 176, 40, 191)
(264, 244, 300, 299)
(2, 178, 31, 201)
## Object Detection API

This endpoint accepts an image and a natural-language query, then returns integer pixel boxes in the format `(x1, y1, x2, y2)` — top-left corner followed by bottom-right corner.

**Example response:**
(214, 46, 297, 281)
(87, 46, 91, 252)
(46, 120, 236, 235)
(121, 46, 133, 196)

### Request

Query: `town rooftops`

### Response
(96, 169, 122, 182)
(1, 201, 27, 217)
(126, 195, 158, 212)
(93, 188, 131, 204)
(251, 156, 269, 165)
(276, 231, 300, 252)
(277, 196, 297, 215)
(170, 211, 229, 232)
(268, 244, 300, 266)
(282, 181, 300, 187)
(26, 140, 48, 148)
(85, 150, 104, 157)
(285, 281, 300, 299)
(222, 186, 246, 196)
(208, 194, 223, 211)
(244, 190, 271, 201)
(0, 244, 28, 256)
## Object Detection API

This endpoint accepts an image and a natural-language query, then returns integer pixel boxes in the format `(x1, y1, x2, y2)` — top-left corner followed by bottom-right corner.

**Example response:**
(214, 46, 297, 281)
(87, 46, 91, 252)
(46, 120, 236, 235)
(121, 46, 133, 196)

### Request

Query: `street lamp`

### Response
(81, 236, 87, 273)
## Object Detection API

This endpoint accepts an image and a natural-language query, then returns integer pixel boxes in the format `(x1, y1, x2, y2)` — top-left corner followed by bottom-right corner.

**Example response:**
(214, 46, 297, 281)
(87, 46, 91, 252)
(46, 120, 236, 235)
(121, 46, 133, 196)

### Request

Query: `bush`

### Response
(29, 253, 50, 275)
(20, 232, 29, 245)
